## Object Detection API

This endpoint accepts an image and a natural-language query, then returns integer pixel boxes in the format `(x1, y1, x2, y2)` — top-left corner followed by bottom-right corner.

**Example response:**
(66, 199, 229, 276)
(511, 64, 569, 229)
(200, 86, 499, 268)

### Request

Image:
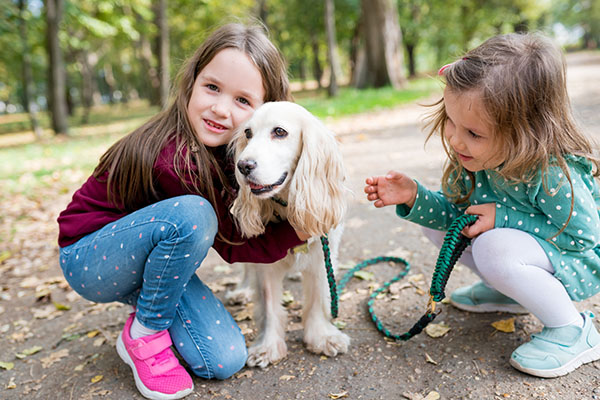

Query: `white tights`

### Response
(423, 227, 582, 328)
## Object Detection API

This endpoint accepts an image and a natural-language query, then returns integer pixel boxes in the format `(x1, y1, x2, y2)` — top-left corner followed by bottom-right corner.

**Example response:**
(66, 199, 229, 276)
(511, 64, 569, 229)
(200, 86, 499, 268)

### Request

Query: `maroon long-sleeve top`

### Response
(57, 139, 302, 264)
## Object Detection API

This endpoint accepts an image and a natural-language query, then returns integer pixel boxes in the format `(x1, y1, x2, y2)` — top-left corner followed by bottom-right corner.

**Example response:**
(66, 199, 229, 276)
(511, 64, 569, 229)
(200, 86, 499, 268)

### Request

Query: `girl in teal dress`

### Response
(365, 32, 600, 378)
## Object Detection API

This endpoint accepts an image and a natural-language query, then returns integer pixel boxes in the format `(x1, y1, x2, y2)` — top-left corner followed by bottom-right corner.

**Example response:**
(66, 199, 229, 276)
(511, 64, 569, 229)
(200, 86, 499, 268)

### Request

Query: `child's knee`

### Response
(192, 346, 248, 380)
(173, 195, 218, 239)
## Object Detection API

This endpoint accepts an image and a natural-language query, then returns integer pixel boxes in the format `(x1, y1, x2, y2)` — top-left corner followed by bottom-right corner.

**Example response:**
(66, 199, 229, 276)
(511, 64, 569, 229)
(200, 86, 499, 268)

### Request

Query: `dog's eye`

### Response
(244, 128, 252, 139)
(272, 127, 288, 138)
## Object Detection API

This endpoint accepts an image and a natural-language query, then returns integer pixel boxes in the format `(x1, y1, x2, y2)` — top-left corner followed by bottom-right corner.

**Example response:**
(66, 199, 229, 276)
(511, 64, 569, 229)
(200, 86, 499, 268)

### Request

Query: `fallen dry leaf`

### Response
(279, 374, 295, 381)
(0, 361, 15, 370)
(425, 353, 438, 365)
(282, 290, 294, 305)
(424, 391, 441, 400)
(5, 376, 16, 389)
(87, 330, 100, 338)
(53, 301, 71, 311)
(334, 320, 347, 329)
(90, 375, 103, 383)
(328, 391, 349, 399)
(491, 317, 515, 333)
(233, 308, 253, 322)
(424, 323, 451, 338)
(235, 370, 253, 379)
(353, 270, 375, 281)
(15, 345, 43, 359)
(40, 348, 69, 368)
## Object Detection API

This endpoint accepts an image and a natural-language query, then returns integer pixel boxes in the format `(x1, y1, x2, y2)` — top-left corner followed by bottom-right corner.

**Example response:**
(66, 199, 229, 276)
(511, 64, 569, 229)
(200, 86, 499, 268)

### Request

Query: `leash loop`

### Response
(321, 213, 477, 341)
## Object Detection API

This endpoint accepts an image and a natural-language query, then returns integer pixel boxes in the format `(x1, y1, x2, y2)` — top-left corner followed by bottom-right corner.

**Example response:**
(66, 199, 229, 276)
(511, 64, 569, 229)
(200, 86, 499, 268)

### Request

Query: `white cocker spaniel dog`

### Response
(228, 101, 350, 368)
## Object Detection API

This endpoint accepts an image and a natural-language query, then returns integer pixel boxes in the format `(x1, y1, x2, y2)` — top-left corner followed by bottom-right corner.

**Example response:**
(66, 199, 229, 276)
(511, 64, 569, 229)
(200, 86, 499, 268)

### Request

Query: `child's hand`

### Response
(463, 203, 496, 238)
(364, 171, 418, 208)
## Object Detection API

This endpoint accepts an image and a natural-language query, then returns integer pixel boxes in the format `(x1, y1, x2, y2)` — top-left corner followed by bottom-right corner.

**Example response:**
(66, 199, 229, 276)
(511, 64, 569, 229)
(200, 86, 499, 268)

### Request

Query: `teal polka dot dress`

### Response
(397, 155, 600, 301)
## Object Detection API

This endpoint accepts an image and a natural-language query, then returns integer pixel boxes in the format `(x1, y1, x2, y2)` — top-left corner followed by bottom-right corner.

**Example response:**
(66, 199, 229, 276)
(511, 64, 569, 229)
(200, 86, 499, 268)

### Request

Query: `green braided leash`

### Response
(322, 213, 477, 341)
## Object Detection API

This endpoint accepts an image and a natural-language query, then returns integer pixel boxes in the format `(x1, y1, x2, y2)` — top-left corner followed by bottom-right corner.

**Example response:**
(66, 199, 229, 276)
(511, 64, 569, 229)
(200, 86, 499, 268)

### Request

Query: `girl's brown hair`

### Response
(94, 22, 291, 216)
(426, 32, 600, 204)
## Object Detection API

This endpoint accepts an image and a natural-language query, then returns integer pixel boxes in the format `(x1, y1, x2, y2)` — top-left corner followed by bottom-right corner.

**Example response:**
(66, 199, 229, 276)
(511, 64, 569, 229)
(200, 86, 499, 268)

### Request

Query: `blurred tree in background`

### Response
(0, 0, 597, 135)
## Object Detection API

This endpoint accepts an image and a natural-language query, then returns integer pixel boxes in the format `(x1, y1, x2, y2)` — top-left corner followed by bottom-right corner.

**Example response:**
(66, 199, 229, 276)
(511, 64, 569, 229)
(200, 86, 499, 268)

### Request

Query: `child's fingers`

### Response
(385, 170, 402, 180)
(364, 185, 376, 194)
(461, 219, 480, 237)
(365, 176, 378, 185)
(367, 192, 379, 201)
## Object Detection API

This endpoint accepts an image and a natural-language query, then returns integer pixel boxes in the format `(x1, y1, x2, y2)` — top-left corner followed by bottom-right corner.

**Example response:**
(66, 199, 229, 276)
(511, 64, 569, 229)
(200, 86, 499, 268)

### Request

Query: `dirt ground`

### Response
(1, 51, 599, 400)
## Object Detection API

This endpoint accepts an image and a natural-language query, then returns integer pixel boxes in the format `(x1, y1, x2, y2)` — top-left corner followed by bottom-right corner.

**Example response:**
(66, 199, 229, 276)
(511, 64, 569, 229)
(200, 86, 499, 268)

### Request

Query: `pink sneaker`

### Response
(116, 313, 193, 400)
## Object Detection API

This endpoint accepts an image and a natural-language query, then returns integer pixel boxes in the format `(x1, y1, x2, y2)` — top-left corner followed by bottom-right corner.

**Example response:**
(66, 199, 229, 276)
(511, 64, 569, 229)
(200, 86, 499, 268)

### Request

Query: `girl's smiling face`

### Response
(443, 87, 504, 172)
(187, 48, 265, 148)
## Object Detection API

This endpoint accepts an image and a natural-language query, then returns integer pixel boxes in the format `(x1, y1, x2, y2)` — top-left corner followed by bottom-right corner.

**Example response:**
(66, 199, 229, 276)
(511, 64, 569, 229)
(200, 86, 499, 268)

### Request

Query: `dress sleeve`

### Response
(396, 180, 464, 231)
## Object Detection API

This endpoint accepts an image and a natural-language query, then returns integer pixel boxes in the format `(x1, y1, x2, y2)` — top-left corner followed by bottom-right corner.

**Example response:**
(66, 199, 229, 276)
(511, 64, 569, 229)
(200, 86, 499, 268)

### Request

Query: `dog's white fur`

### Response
(228, 101, 350, 368)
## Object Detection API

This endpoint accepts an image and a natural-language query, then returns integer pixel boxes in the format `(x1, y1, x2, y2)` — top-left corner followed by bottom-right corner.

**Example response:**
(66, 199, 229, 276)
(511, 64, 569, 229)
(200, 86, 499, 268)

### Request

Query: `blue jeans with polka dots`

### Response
(59, 195, 247, 379)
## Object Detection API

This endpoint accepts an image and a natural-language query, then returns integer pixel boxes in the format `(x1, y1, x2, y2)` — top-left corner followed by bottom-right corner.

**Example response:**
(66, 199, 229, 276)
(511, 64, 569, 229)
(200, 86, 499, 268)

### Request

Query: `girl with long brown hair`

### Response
(365, 32, 600, 378)
(57, 23, 307, 399)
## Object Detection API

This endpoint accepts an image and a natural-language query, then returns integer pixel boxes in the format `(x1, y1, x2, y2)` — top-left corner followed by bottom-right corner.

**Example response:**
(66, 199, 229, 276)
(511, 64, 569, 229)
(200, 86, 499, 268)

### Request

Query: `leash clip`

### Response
(426, 294, 443, 316)
(426, 294, 437, 314)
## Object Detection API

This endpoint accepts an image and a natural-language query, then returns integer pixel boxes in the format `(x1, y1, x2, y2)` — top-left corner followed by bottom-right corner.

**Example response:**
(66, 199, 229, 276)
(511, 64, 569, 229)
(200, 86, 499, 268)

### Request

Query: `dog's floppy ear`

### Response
(229, 124, 275, 238)
(287, 110, 347, 237)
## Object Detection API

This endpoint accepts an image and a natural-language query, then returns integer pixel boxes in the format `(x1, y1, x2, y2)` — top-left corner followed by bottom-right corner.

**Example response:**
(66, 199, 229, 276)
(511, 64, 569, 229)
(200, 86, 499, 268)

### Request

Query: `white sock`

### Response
(130, 316, 159, 339)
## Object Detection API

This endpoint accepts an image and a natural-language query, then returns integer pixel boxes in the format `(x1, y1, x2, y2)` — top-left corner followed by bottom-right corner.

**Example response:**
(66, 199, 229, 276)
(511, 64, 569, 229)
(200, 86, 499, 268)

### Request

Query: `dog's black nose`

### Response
(237, 159, 257, 176)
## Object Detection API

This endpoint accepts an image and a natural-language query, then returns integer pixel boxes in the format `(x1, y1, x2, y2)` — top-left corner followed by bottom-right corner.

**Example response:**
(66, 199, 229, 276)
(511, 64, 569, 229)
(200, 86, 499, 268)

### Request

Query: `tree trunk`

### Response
(310, 33, 323, 90)
(45, 0, 69, 135)
(19, 0, 43, 139)
(79, 50, 99, 124)
(349, 17, 362, 86)
(103, 63, 117, 103)
(356, 0, 406, 89)
(324, 0, 341, 97)
(134, 11, 161, 105)
(256, 0, 268, 27)
(155, 0, 169, 109)
(405, 42, 416, 78)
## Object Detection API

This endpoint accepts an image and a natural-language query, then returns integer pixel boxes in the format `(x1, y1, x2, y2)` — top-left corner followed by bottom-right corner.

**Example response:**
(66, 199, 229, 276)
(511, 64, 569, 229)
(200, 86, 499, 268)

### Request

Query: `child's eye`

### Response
(206, 84, 218, 91)
(468, 130, 481, 138)
(237, 97, 250, 106)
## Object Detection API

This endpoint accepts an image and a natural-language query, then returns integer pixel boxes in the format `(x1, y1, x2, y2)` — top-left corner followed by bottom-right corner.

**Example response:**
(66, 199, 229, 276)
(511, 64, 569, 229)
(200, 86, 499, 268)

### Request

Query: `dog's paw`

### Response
(304, 326, 350, 357)
(246, 338, 288, 368)
(224, 287, 253, 306)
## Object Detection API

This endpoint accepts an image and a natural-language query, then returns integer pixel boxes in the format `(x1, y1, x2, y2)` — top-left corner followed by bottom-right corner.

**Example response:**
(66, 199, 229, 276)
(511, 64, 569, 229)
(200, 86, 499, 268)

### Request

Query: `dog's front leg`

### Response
(246, 263, 288, 368)
(301, 246, 350, 358)
(224, 263, 255, 305)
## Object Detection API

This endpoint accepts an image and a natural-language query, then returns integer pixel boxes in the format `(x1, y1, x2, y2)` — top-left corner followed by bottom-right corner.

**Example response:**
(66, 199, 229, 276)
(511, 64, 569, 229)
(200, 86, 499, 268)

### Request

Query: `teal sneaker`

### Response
(510, 311, 600, 378)
(450, 281, 528, 314)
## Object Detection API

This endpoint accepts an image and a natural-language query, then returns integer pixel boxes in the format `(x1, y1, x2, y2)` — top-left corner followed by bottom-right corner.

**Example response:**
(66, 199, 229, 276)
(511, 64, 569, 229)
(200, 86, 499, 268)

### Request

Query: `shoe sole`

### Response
(116, 332, 194, 400)
(509, 342, 600, 378)
(450, 299, 529, 314)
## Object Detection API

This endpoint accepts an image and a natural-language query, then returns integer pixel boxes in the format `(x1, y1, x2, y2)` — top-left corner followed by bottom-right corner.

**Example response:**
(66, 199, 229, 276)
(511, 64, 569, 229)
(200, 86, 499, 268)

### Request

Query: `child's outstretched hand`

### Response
(462, 203, 496, 238)
(364, 171, 418, 208)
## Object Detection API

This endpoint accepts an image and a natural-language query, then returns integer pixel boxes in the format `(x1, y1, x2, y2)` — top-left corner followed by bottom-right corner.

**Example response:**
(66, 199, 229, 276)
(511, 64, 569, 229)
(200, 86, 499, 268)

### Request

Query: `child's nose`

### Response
(211, 98, 230, 117)
(448, 131, 464, 151)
